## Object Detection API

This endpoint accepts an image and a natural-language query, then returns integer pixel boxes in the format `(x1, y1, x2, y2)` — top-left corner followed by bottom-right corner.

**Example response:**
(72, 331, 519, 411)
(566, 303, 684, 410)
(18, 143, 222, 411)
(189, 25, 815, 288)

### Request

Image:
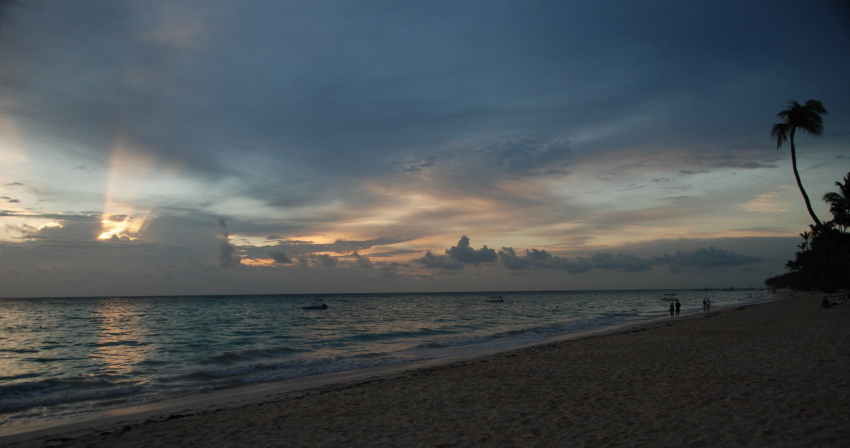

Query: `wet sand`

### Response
(4, 291, 849, 447)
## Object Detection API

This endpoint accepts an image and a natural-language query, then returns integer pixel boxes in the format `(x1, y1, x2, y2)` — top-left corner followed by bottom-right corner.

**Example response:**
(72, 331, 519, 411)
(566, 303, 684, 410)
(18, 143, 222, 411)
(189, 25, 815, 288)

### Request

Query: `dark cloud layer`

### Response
(495, 245, 761, 274)
(499, 247, 578, 271)
(2, 0, 847, 211)
(654, 247, 762, 267)
(269, 237, 412, 255)
(415, 251, 464, 271)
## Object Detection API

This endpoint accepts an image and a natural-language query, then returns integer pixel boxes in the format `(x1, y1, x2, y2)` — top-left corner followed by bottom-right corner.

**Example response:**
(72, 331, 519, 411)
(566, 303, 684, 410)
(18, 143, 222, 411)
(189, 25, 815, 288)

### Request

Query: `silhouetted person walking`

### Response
(675, 299, 680, 317)
(669, 302, 674, 318)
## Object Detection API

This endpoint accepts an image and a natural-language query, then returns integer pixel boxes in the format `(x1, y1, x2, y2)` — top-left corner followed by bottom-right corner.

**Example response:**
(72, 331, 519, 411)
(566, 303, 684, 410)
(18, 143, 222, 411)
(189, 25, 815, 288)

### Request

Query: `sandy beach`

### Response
(3, 291, 849, 447)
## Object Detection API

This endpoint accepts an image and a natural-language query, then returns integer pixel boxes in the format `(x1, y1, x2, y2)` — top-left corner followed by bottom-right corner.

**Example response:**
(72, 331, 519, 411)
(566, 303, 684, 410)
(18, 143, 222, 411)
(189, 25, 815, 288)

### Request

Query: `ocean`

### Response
(0, 289, 769, 435)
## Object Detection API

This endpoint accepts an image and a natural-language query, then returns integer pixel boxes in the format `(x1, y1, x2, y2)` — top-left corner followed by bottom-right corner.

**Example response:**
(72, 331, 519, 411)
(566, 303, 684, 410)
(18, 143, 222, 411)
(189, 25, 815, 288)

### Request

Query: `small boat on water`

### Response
(302, 298, 328, 310)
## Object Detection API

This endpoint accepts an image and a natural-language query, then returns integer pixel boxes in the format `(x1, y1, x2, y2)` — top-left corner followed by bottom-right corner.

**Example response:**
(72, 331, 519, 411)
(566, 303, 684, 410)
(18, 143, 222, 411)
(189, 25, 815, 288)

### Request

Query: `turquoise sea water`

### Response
(0, 289, 769, 435)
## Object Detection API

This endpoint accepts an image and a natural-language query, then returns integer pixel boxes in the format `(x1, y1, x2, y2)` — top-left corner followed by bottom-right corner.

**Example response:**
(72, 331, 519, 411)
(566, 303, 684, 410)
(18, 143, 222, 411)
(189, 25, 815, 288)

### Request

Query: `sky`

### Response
(0, 0, 848, 298)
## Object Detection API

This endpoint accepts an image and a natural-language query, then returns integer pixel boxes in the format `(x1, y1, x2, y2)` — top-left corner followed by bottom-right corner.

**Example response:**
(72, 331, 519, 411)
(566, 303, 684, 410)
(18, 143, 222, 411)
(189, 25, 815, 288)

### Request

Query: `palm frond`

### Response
(823, 191, 842, 203)
(804, 99, 827, 115)
(776, 100, 800, 118)
(770, 123, 789, 149)
(797, 115, 824, 136)
(773, 99, 827, 141)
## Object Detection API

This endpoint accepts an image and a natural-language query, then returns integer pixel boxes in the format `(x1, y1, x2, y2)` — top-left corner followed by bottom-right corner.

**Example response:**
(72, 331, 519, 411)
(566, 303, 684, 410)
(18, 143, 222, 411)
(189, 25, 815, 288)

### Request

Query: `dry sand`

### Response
(3, 291, 849, 447)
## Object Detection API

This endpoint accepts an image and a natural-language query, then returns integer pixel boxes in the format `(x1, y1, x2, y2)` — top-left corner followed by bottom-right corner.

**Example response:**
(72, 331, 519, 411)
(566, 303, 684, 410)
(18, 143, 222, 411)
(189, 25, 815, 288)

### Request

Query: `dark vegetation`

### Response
(765, 100, 849, 292)
(765, 170, 850, 291)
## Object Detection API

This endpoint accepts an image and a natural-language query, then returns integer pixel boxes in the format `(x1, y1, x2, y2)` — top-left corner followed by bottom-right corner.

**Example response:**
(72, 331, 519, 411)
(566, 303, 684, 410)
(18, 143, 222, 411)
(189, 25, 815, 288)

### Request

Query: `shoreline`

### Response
(6, 290, 849, 447)
(0, 300, 724, 442)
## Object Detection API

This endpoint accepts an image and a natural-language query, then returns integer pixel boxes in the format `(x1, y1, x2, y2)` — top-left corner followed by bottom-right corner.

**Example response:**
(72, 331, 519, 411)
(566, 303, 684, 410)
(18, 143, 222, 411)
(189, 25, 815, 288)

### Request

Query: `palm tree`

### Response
(798, 231, 811, 251)
(823, 171, 850, 231)
(784, 259, 797, 272)
(771, 99, 828, 229)
(772, 100, 850, 282)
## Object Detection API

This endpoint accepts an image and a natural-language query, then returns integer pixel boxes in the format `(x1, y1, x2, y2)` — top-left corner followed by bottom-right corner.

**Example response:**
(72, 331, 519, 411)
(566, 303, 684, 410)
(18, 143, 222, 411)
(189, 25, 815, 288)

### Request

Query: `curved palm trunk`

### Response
(790, 130, 850, 279)
(789, 130, 825, 229)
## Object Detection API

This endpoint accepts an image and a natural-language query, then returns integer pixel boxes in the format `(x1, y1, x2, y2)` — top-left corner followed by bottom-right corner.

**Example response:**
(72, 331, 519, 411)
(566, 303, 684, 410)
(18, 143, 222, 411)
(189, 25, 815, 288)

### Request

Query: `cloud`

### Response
(416, 251, 464, 270)
(588, 252, 653, 272)
(417, 236, 497, 269)
(0, 1, 843, 297)
(366, 249, 421, 258)
(280, 253, 344, 269)
(311, 254, 339, 268)
(270, 236, 412, 255)
(499, 247, 576, 270)
(396, 155, 437, 173)
(445, 236, 497, 264)
(485, 136, 573, 174)
(498, 248, 649, 273)
(350, 252, 373, 269)
(267, 250, 292, 264)
(0, 211, 101, 222)
(217, 219, 241, 268)
(106, 233, 135, 243)
(712, 161, 778, 170)
(654, 246, 761, 267)
(4, 0, 812, 209)
(1, 213, 157, 251)
(684, 148, 782, 172)
(378, 261, 407, 278)
(317, 251, 375, 269)
(498, 245, 762, 274)
(16, 220, 99, 242)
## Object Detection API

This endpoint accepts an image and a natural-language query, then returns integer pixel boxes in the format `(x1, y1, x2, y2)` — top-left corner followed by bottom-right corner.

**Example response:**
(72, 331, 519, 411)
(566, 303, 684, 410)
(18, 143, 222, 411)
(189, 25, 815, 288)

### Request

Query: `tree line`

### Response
(765, 171, 850, 291)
